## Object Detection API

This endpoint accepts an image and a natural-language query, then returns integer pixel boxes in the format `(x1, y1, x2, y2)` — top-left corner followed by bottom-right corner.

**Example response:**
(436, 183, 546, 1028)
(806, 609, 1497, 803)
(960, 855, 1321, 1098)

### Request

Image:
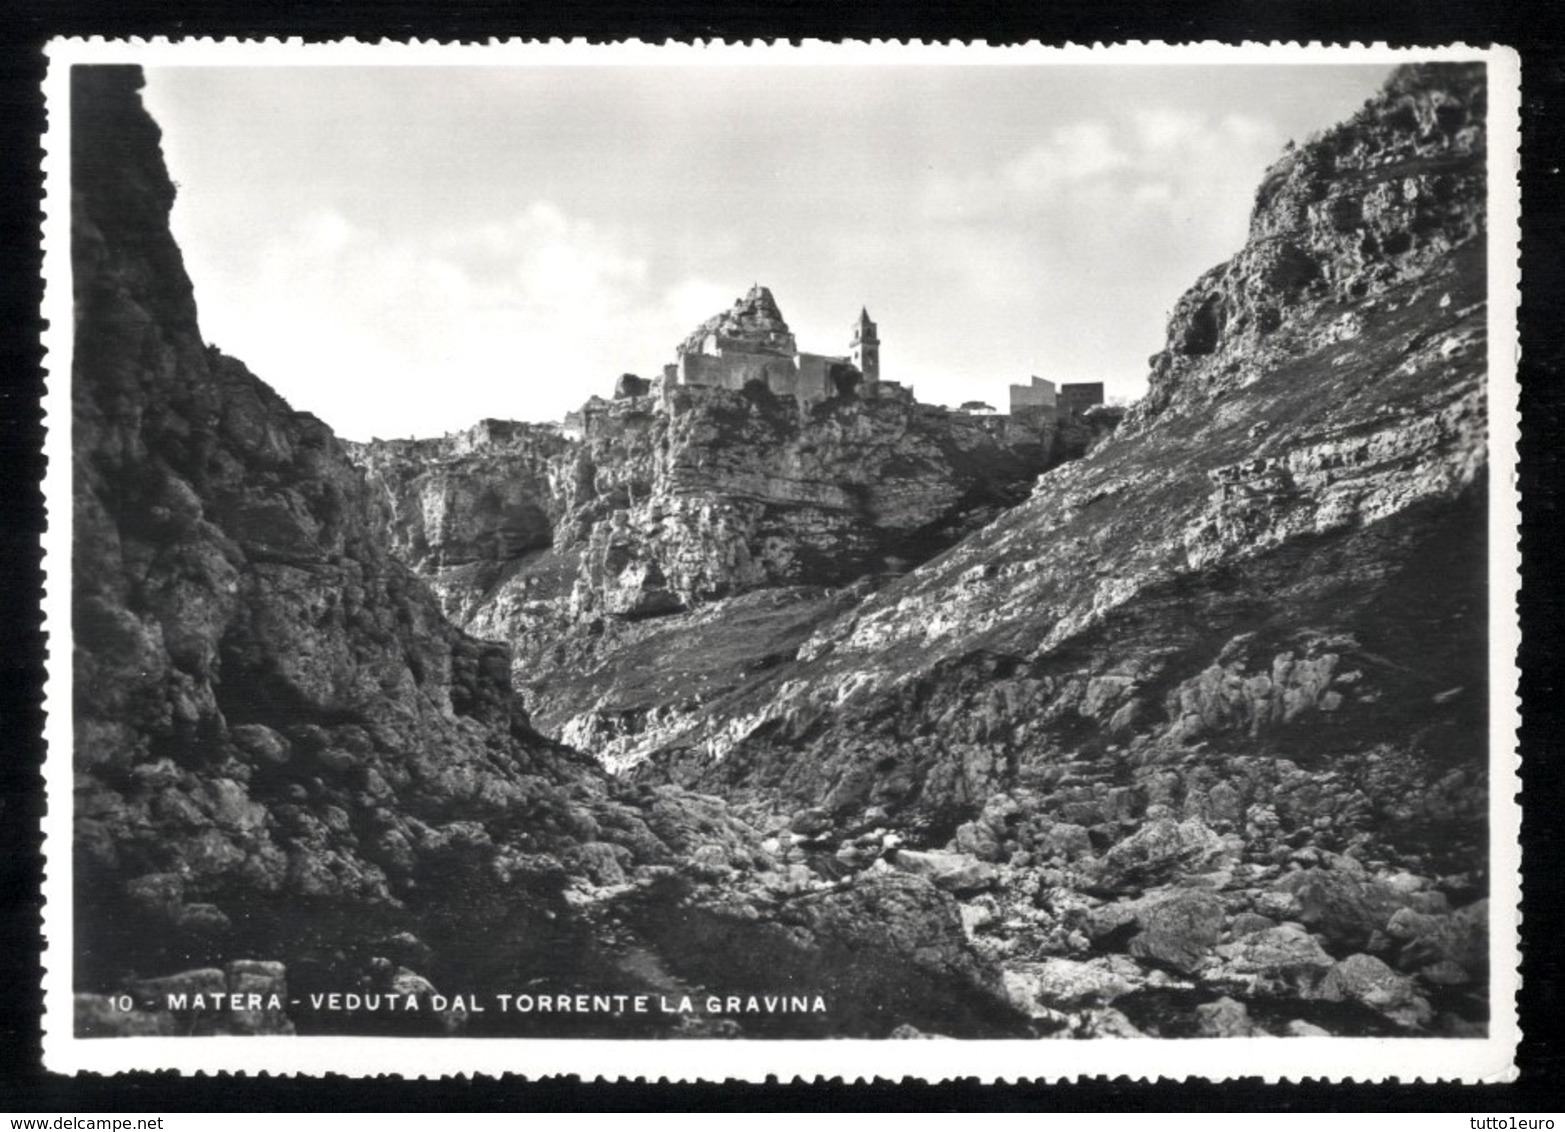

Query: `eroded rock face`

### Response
(641, 63, 1487, 833)
(353, 359, 1066, 769)
(68, 65, 1024, 1039)
(1134, 62, 1487, 424)
(74, 66, 571, 981)
(616, 63, 1493, 1036)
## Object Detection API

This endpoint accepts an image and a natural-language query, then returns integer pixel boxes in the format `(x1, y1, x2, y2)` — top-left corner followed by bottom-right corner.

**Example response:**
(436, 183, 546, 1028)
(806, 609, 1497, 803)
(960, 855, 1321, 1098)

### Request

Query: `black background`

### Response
(2, 0, 1561, 1112)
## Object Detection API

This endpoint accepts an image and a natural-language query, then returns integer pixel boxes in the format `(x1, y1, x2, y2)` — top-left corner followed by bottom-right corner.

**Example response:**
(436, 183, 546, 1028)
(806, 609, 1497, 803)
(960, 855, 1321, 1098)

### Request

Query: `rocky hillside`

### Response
(351, 353, 1078, 768)
(68, 65, 1032, 1040)
(618, 62, 1494, 1036)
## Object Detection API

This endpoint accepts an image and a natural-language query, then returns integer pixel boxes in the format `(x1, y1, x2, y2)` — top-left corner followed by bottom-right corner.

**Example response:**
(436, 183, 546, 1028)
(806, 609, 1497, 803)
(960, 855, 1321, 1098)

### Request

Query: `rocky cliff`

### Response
(614, 62, 1493, 1036)
(352, 367, 1072, 768)
(68, 65, 1029, 1039)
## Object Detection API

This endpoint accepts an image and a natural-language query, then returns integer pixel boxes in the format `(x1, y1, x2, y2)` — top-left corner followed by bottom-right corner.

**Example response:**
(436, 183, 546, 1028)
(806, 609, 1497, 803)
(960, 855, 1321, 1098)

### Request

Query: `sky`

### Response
(141, 61, 1393, 441)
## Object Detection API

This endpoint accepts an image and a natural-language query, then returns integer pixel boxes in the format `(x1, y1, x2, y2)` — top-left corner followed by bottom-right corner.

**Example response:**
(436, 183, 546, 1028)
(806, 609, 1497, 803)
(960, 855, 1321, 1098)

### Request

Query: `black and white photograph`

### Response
(43, 41, 1521, 1081)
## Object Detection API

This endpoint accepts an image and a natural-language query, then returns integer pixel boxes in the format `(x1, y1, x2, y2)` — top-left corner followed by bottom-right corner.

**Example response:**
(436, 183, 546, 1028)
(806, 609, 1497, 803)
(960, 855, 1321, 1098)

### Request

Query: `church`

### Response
(664, 285, 907, 410)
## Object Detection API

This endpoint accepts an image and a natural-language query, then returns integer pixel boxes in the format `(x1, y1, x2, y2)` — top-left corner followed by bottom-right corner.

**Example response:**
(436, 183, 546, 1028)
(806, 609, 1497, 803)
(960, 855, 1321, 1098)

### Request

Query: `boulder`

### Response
(1003, 958, 1138, 1014)
(1090, 818, 1229, 893)
(1086, 1007, 1147, 1039)
(789, 807, 834, 838)
(174, 902, 233, 938)
(889, 1024, 950, 1039)
(573, 841, 630, 886)
(890, 848, 997, 894)
(1384, 898, 1488, 976)
(123, 871, 184, 913)
(371, 931, 433, 969)
(1196, 995, 1260, 1037)
(1228, 911, 1278, 938)
(1127, 888, 1225, 974)
(1419, 959, 1472, 986)
(1088, 886, 1224, 974)
(954, 819, 1004, 862)
(959, 895, 999, 937)
(1315, 953, 1433, 1029)
(688, 843, 735, 880)
(1033, 821, 1095, 861)
(1207, 924, 1335, 997)
(1271, 866, 1406, 951)
(230, 723, 292, 766)
(223, 959, 294, 1035)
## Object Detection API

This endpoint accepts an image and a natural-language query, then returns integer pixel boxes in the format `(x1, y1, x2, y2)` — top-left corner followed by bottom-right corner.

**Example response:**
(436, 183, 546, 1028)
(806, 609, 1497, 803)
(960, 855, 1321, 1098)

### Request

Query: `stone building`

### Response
(614, 373, 652, 399)
(1007, 377, 1106, 423)
(669, 285, 882, 410)
(1058, 382, 1106, 419)
(850, 307, 880, 384)
(561, 395, 611, 441)
(1008, 375, 1058, 422)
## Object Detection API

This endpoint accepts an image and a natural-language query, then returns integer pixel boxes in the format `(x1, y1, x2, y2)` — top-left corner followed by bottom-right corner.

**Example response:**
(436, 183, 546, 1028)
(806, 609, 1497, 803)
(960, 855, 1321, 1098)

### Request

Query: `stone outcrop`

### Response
(352, 362, 1063, 769)
(614, 373, 652, 399)
(68, 65, 1029, 1039)
(74, 67, 563, 990)
(1132, 63, 1486, 424)
(680, 284, 798, 359)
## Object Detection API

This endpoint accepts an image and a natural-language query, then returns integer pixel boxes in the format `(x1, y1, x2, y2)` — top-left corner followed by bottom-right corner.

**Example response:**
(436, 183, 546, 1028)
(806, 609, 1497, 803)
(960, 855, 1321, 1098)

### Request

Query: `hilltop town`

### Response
(560, 284, 1106, 439)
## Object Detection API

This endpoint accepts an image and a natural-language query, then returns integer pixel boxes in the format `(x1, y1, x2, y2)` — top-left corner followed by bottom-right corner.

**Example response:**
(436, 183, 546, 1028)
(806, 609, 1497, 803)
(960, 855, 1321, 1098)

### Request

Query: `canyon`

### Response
(70, 61, 1493, 1040)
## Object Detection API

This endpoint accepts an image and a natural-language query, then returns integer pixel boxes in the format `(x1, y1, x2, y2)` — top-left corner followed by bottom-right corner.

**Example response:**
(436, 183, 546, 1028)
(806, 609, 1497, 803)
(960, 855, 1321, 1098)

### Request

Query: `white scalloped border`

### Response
(38, 36, 1523, 1083)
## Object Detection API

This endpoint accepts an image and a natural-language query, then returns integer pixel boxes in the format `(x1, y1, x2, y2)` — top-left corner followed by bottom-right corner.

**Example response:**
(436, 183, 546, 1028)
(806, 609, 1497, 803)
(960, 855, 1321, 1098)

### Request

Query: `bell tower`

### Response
(850, 307, 880, 385)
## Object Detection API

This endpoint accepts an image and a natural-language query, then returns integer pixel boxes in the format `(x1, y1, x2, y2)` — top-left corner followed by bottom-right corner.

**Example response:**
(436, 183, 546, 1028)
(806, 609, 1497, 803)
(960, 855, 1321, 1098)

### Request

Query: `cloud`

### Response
(187, 203, 727, 439)
(1001, 121, 1131, 194)
(178, 111, 1287, 438)
(890, 108, 1286, 410)
(432, 202, 650, 312)
(923, 108, 1275, 228)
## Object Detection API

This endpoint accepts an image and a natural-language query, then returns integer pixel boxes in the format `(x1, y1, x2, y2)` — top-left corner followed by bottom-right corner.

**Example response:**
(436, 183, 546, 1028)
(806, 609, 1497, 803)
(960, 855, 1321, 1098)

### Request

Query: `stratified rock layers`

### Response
(73, 62, 604, 1022)
(646, 63, 1488, 833)
(621, 63, 1493, 1034)
(69, 65, 1025, 1039)
(353, 375, 1065, 769)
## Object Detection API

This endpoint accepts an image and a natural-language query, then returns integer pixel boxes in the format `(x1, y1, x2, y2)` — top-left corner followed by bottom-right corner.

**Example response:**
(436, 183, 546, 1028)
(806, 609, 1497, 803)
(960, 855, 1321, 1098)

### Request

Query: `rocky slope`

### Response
(351, 356, 1081, 768)
(68, 65, 1030, 1039)
(616, 62, 1495, 1037)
